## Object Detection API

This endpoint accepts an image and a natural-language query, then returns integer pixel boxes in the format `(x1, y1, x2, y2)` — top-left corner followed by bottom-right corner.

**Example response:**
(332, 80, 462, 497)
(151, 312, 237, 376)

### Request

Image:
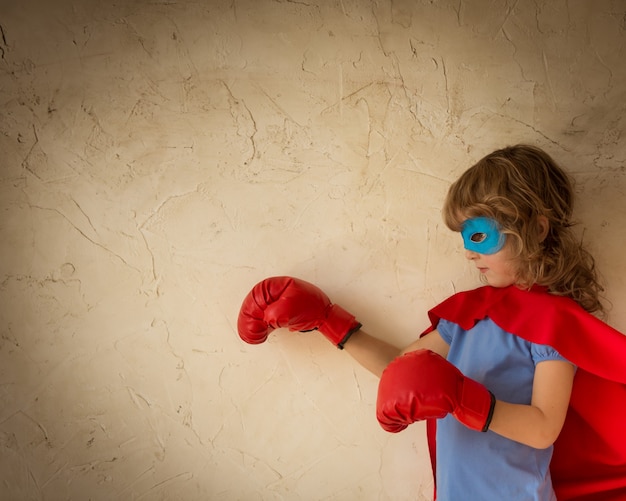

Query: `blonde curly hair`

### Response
(443, 144, 604, 314)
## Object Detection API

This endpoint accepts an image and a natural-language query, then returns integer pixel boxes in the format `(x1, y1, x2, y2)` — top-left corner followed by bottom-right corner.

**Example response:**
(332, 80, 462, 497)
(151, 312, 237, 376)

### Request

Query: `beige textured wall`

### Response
(1, 0, 625, 499)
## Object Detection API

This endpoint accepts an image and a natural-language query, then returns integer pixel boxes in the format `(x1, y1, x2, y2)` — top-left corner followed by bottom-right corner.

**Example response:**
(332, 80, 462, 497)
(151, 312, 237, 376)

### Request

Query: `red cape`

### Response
(423, 285, 626, 501)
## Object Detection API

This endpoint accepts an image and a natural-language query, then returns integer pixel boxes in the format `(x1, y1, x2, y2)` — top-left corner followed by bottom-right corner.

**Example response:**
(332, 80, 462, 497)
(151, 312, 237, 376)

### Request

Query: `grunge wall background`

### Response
(1, 1, 625, 499)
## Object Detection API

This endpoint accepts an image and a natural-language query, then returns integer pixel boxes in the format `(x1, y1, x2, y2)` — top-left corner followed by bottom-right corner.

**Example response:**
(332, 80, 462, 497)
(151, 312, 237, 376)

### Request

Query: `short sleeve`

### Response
(436, 318, 462, 345)
(530, 343, 570, 365)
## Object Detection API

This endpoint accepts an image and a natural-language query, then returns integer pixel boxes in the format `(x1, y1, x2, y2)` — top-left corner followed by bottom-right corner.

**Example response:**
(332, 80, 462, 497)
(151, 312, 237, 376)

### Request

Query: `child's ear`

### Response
(537, 215, 550, 242)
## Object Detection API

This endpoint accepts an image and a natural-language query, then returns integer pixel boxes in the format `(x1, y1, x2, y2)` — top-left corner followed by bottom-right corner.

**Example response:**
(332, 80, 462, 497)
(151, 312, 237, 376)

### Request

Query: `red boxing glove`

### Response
(376, 350, 496, 433)
(237, 276, 361, 349)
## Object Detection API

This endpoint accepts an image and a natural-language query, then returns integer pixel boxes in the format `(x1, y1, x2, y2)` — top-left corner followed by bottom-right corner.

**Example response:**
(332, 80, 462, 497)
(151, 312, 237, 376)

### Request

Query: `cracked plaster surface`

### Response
(0, 0, 625, 499)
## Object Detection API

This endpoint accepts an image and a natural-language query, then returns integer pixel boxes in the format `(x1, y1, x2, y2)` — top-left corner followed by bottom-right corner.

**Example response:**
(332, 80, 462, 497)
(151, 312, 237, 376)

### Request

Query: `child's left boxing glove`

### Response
(376, 349, 496, 433)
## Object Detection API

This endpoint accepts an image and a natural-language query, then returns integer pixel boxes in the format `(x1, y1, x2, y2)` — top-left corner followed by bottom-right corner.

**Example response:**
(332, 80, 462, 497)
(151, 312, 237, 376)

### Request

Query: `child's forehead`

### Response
(457, 209, 494, 224)
(462, 216, 501, 229)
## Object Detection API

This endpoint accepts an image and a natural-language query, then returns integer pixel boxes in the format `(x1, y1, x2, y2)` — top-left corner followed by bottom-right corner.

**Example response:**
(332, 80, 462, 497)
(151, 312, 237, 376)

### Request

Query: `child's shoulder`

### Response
(432, 285, 626, 384)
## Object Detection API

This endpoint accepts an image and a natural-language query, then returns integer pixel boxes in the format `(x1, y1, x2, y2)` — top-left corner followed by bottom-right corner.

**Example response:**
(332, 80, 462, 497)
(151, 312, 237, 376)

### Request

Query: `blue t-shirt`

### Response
(435, 317, 569, 501)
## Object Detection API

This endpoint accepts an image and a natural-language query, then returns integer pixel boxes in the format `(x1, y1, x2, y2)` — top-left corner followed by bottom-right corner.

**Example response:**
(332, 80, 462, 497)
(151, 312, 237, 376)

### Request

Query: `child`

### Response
(237, 145, 626, 500)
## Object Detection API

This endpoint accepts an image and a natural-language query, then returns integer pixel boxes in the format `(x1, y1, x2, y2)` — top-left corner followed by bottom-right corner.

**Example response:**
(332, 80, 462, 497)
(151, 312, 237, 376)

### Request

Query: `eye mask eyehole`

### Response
(461, 217, 506, 255)
(470, 232, 487, 243)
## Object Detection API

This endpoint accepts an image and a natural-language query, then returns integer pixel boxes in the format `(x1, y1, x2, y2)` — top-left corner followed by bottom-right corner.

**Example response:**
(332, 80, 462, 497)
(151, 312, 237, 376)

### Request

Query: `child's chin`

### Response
(484, 277, 515, 288)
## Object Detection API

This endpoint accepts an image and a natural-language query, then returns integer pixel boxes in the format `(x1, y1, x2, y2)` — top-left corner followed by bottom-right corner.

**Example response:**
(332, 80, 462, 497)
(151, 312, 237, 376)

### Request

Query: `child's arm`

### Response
(488, 360, 575, 449)
(344, 329, 450, 378)
(238, 276, 451, 378)
(375, 350, 574, 442)
(342, 330, 400, 377)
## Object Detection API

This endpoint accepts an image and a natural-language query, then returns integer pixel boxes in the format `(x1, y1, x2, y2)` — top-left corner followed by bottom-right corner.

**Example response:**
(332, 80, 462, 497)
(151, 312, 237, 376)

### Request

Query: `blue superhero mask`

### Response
(461, 217, 506, 255)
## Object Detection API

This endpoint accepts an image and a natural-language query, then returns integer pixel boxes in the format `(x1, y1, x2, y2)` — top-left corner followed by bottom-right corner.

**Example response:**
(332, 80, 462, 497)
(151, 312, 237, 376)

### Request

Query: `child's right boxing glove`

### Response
(237, 276, 362, 349)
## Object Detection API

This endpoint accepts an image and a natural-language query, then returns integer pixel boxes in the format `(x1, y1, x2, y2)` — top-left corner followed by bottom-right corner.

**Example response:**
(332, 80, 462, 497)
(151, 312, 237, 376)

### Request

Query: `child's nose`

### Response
(465, 249, 479, 260)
